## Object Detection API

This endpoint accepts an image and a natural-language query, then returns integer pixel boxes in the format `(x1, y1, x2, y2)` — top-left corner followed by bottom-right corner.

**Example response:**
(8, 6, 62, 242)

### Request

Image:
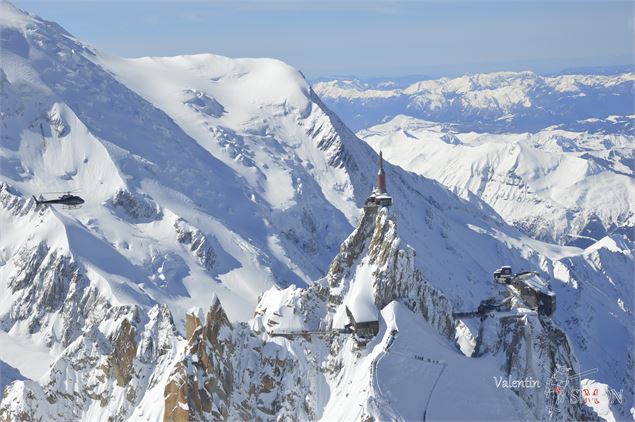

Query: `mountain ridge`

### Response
(314, 71, 634, 133)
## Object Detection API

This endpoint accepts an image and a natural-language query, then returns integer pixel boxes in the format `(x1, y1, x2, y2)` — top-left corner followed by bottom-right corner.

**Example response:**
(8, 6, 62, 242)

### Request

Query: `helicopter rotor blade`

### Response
(41, 189, 82, 194)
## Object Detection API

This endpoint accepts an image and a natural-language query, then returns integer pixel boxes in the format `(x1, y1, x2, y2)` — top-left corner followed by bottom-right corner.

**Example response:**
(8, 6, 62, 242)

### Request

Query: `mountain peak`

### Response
(0, 1, 71, 40)
(0, 1, 34, 29)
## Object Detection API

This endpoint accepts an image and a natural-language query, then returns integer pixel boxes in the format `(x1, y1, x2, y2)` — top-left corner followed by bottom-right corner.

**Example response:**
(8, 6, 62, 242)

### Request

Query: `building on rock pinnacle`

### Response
(364, 151, 393, 208)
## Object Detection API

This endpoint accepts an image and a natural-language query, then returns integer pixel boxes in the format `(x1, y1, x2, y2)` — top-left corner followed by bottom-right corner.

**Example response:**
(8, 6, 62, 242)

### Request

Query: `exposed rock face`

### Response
(250, 204, 465, 419)
(1, 237, 109, 347)
(174, 218, 216, 272)
(163, 364, 189, 422)
(1, 3, 630, 418)
(308, 89, 362, 173)
(47, 104, 70, 137)
(183, 89, 225, 118)
(0, 305, 181, 422)
(164, 298, 233, 421)
(327, 206, 455, 338)
(0, 183, 38, 217)
(0, 185, 318, 420)
(476, 312, 598, 420)
(110, 188, 162, 221)
(110, 317, 138, 387)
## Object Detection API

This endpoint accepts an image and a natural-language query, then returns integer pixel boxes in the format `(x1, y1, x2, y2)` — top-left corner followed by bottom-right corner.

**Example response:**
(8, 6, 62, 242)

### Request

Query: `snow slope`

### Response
(0, 0, 351, 327)
(376, 302, 527, 421)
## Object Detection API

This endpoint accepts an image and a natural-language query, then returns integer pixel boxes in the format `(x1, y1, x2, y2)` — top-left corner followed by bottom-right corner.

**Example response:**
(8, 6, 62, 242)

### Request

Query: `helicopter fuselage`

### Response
(34, 195, 85, 206)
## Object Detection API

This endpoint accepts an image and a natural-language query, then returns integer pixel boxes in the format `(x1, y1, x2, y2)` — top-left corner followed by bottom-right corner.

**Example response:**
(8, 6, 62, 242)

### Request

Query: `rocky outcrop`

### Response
(174, 218, 216, 272)
(476, 312, 598, 420)
(0, 183, 38, 217)
(163, 298, 233, 421)
(46, 104, 70, 137)
(1, 239, 109, 347)
(0, 305, 181, 422)
(368, 207, 455, 338)
(110, 317, 138, 387)
(307, 89, 361, 174)
(327, 206, 456, 338)
(163, 364, 189, 422)
(183, 89, 225, 118)
(110, 188, 162, 221)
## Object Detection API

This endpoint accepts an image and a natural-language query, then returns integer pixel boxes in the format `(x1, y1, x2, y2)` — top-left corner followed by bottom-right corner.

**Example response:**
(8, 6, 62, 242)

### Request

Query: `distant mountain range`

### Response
(358, 116, 634, 248)
(311, 63, 635, 89)
(313, 71, 634, 133)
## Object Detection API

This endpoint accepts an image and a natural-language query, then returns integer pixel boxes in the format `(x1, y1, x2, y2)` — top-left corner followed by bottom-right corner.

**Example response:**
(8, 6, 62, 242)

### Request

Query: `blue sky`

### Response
(13, 1, 635, 79)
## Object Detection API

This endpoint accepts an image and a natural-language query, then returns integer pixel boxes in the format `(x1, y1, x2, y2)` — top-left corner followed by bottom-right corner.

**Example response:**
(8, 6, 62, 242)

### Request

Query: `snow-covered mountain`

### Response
(315, 72, 635, 247)
(313, 72, 634, 133)
(0, 199, 597, 421)
(0, 2, 633, 421)
(359, 115, 635, 247)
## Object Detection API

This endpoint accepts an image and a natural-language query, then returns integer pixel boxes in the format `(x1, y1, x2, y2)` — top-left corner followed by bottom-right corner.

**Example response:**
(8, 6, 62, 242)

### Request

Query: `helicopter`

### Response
(33, 190, 85, 208)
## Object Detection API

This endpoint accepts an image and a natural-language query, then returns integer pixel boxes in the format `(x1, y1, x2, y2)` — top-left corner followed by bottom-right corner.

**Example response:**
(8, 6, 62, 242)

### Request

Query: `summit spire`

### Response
(364, 151, 392, 208)
(377, 151, 386, 194)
